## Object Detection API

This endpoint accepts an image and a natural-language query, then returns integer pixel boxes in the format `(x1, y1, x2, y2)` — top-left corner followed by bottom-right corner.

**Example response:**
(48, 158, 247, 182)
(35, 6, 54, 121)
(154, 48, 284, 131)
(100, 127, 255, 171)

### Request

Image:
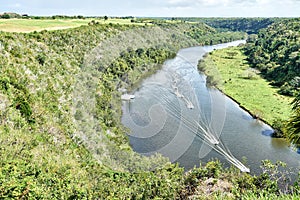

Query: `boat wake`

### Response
(149, 69, 250, 173)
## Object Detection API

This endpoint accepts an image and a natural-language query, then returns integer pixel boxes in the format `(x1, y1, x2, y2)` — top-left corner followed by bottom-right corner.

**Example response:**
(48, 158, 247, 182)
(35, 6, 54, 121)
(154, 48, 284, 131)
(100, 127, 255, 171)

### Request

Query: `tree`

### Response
(104, 16, 108, 21)
(291, 91, 300, 111)
(1, 13, 10, 19)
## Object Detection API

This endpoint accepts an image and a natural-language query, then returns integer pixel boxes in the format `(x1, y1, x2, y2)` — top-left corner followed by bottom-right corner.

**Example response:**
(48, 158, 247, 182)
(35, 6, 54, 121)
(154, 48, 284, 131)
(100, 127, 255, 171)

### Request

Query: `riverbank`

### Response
(198, 46, 292, 135)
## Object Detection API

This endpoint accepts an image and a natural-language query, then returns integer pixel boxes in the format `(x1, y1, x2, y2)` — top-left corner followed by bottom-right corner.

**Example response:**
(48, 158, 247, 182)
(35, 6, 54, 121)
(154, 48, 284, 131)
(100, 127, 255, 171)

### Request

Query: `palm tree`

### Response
(286, 92, 300, 146)
(291, 92, 300, 111)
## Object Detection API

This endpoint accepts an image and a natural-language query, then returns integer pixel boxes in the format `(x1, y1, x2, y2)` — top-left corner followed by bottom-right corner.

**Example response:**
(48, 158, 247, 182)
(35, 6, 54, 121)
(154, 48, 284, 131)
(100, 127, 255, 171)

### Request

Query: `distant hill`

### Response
(170, 17, 282, 34)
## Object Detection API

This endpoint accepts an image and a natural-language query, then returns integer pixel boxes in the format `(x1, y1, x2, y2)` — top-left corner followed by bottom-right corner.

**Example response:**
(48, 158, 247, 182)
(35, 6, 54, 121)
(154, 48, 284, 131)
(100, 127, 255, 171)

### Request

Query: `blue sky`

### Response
(1, 0, 300, 17)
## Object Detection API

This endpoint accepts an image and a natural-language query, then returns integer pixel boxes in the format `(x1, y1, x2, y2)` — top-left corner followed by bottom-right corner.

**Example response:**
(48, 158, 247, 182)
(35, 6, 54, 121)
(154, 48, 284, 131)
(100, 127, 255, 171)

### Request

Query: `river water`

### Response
(121, 40, 300, 175)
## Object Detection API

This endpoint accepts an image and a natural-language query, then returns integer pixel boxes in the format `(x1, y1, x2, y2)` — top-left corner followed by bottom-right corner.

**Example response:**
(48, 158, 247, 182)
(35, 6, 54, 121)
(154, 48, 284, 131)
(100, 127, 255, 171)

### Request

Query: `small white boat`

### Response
(207, 136, 220, 145)
(174, 90, 184, 98)
(240, 167, 250, 173)
(186, 101, 194, 109)
(121, 94, 135, 101)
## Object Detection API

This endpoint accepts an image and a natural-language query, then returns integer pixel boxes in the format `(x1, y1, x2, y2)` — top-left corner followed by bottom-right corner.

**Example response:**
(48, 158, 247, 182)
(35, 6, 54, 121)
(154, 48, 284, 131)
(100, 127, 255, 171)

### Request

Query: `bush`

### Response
(14, 96, 33, 122)
(1, 14, 10, 19)
(271, 118, 285, 138)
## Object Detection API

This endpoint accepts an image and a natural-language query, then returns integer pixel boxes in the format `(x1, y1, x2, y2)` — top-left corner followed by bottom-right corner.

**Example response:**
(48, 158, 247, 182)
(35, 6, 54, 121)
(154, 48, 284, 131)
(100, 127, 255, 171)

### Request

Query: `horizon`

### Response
(1, 0, 300, 18)
(1, 13, 298, 18)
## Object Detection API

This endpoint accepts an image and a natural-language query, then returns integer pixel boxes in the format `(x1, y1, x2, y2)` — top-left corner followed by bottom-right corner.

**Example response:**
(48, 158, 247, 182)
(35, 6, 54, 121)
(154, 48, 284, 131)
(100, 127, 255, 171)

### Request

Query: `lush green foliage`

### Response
(287, 92, 300, 146)
(0, 23, 130, 199)
(0, 12, 22, 19)
(181, 17, 281, 34)
(179, 160, 299, 199)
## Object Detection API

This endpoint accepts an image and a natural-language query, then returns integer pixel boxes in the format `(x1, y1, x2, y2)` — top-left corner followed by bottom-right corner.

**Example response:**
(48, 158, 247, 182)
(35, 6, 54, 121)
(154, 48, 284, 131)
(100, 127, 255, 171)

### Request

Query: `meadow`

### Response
(0, 18, 144, 32)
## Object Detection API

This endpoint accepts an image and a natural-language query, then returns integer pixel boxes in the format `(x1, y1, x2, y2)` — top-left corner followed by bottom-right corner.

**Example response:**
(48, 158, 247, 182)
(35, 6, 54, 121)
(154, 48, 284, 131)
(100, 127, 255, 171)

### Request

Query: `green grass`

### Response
(100, 18, 145, 25)
(200, 47, 292, 125)
(0, 19, 89, 32)
(0, 18, 145, 33)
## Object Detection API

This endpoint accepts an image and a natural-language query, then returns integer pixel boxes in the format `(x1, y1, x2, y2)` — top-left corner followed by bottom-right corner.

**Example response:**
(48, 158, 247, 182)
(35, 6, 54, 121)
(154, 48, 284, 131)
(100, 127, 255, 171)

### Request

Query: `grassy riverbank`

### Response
(198, 46, 292, 132)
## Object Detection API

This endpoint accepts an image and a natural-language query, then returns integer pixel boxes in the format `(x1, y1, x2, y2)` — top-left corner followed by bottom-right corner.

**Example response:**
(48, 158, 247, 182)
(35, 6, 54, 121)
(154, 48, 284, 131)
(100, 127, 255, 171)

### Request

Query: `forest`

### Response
(0, 18, 299, 199)
(173, 17, 281, 34)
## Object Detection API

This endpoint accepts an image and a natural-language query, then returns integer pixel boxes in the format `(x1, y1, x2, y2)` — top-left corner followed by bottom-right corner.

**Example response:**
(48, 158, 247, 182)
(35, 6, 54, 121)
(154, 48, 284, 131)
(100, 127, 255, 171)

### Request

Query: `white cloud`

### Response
(166, 0, 194, 8)
(255, 0, 270, 5)
(165, 0, 258, 8)
(200, 0, 230, 6)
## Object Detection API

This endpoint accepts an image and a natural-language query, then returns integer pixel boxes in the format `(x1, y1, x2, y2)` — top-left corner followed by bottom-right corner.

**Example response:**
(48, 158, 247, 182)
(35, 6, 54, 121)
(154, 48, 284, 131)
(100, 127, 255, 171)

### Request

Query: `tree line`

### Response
(182, 17, 282, 34)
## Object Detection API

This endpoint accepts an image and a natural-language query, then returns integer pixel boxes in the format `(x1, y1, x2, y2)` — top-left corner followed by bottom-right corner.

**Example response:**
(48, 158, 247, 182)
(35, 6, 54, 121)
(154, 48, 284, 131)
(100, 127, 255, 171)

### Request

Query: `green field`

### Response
(199, 47, 292, 125)
(0, 18, 144, 32)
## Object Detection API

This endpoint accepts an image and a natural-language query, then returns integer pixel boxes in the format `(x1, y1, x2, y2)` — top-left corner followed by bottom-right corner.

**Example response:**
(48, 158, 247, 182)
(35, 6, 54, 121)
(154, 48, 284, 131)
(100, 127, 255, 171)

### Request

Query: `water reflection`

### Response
(271, 138, 290, 149)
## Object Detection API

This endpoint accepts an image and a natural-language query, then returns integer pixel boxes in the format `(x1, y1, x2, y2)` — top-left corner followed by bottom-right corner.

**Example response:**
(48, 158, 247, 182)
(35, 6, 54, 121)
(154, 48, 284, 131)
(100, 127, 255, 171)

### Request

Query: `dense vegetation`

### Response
(0, 12, 22, 19)
(0, 23, 131, 198)
(244, 18, 300, 145)
(287, 92, 300, 146)
(179, 17, 281, 34)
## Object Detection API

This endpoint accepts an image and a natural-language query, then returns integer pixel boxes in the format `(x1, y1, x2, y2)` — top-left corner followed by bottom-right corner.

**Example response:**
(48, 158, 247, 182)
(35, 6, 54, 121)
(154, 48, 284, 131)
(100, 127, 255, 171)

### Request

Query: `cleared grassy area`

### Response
(0, 18, 145, 33)
(0, 19, 89, 32)
(199, 46, 292, 124)
(100, 18, 145, 25)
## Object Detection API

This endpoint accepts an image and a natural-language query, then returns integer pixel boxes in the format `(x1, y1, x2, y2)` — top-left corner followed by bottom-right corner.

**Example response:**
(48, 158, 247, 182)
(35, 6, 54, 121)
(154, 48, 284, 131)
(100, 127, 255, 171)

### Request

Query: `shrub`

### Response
(14, 96, 32, 122)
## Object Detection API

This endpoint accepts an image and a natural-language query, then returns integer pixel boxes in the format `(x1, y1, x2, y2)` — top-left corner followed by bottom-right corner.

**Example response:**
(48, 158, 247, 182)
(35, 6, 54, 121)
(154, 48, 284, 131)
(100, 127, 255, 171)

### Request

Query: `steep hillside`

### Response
(0, 22, 247, 198)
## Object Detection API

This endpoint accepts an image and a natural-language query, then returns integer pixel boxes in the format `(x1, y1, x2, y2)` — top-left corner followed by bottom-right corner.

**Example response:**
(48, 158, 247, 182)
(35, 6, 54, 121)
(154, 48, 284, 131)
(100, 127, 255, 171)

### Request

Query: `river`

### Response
(121, 40, 300, 175)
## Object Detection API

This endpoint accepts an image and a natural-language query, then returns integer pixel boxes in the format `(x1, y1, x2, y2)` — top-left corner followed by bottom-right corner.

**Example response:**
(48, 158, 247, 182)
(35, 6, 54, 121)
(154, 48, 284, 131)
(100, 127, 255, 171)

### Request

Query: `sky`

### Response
(1, 0, 300, 17)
